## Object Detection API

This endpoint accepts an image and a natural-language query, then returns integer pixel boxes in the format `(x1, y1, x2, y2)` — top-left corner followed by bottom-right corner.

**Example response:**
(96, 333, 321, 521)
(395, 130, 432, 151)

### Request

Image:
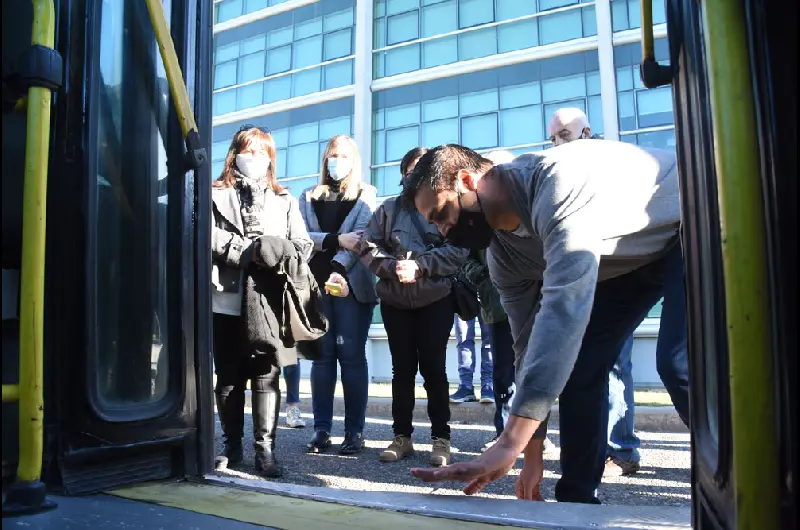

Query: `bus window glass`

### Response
(92, 0, 173, 409)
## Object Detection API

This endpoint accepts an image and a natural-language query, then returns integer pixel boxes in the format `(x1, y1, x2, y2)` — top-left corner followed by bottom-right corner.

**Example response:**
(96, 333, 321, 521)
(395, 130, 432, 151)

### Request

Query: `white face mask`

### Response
(327, 157, 352, 181)
(235, 153, 271, 181)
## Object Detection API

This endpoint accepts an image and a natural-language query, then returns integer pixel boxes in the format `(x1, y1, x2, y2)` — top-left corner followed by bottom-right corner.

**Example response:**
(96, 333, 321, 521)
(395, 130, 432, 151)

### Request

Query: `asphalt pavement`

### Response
(214, 408, 691, 508)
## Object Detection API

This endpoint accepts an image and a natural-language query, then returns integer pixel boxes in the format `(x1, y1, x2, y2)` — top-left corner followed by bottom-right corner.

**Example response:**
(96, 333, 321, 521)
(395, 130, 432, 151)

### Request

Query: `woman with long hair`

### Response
(358, 147, 468, 467)
(211, 125, 312, 477)
(297, 134, 378, 455)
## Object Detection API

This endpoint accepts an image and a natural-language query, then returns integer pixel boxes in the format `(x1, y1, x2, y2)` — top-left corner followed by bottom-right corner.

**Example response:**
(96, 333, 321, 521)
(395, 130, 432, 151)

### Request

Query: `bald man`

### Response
(547, 108, 643, 477)
(547, 107, 594, 145)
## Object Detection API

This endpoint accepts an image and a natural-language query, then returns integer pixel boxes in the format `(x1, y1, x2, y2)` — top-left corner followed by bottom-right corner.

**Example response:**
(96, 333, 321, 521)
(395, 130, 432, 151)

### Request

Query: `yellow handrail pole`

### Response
(640, 0, 655, 60)
(2, 384, 20, 403)
(16, 0, 56, 484)
(702, 1, 780, 529)
(143, 0, 197, 140)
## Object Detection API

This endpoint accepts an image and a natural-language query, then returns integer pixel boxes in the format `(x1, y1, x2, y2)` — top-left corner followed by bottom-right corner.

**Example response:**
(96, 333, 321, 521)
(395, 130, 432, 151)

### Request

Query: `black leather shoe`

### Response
(214, 441, 243, 470)
(306, 430, 332, 453)
(339, 432, 365, 455)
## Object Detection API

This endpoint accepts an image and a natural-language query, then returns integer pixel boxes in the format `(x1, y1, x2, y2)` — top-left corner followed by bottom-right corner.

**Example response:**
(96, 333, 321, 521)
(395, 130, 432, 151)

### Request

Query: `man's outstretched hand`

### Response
(410, 437, 519, 495)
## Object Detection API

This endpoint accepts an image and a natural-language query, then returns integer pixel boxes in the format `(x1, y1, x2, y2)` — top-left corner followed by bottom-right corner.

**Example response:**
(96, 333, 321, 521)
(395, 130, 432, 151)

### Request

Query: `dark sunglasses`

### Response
(238, 123, 271, 134)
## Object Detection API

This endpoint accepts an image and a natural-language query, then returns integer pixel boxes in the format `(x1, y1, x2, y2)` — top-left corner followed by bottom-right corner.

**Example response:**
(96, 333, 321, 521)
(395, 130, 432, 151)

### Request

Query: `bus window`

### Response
(90, 0, 174, 414)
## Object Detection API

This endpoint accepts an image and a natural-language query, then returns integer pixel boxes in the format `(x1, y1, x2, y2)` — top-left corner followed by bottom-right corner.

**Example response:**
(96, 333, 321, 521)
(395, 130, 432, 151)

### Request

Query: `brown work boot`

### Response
(603, 455, 641, 477)
(380, 435, 414, 462)
(429, 438, 451, 467)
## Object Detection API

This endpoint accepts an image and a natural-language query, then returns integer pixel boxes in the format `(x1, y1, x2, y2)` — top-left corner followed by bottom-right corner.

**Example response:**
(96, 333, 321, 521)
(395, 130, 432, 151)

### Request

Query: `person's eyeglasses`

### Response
(238, 123, 271, 134)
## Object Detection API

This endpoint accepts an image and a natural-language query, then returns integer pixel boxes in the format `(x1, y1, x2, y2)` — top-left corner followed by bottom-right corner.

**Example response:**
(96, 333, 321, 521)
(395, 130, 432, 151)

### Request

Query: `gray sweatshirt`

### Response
(486, 139, 680, 421)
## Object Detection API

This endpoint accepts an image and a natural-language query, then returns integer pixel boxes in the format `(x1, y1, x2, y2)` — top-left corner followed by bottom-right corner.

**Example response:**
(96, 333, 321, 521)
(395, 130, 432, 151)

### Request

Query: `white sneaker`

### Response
(285, 405, 306, 428)
(543, 437, 558, 454)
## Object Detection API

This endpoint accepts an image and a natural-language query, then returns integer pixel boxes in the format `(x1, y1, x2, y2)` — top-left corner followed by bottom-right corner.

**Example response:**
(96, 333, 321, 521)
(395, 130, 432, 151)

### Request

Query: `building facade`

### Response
(211, 0, 673, 385)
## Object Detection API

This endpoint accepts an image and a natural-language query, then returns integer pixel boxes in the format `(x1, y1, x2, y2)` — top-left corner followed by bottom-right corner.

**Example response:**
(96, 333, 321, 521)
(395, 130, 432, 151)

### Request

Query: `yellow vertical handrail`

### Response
(15, 0, 56, 486)
(640, 0, 655, 60)
(701, 1, 780, 529)
(143, 0, 207, 169)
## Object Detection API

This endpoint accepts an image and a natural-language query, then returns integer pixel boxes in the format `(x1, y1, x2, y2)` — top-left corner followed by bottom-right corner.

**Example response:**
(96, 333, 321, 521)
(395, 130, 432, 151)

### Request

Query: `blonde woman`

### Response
(297, 134, 377, 455)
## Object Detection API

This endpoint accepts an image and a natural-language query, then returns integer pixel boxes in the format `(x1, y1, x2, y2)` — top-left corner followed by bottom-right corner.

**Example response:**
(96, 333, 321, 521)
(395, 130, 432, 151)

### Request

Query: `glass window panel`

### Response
(422, 37, 458, 68)
(386, 103, 420, 127)
(284, 176, 319, 198)
(373, 166, 403, 197)
(212, 139, 231, 161)
(238, 52, 265, 83)
(324, 7, 354, 32)
(324, 59, 354, 89)
(498, 19, 538, 53)
(245, 0, 268, 12)
(320, 115, 351, 140)
(422, 96, 458, 121)
(372, 130, 386, 164)
(375, 0, 387, 18)
(387, 11, 419, 45)
(292, 67, 321, 97)
(272, 129, 289, 148)
(617, 92, 636, 130)
(648, 298, 663, 319)
(216, 43, 239, 64)
(422, 118, 459, 146)
(94, 0, 174, 408)
(582, 5, 597, 36)
(636, 87, 674, 127)
(500, 81, 541, 109)
(386, 0, 418, 16)
(460, 89, 498, 116)
(500, 106, 541, 146)
(626, 0, 641, 29)
(214, 61, 237, 89)
(263, 76, 291, 103)
(241, 35, 266, 55)
(213, 90, 237, 115)
(373, 109, 385, 130)
(324, 28, 353, 60)
(374, 19, 387, 48)
(386, 126, 420, 161)
(422, 1, 457, 37)
(287, 143, 319, 176)
(633, 66, 646, 89)
(266, 45, 291, 75)
(631, 129, 676, 149)
(611, 0, 629, 31)
(293, 36, 323, 69)
(496, 0, 537, 20)
(539, 10, 582, 45)
(540, 0, 578, 9)
(459, 0, 494, 28)
(267, 26, 293, 48)
(384, 44, 420, 76)
(461, 113, 498, 149)
(290, 122, 319, 145)
(294, 17, 323, 40)
(616, 66, 634, 91)
(212, 160, 225, 180)
(275, 147, 287, 178)
(217, 0, 243, 23)
(588, 95, 603, 135)
(458, 27, 497, 61)
(586, 70, 601, 96)
(237, 83, 263, 110)
(542, 73, 586, 102)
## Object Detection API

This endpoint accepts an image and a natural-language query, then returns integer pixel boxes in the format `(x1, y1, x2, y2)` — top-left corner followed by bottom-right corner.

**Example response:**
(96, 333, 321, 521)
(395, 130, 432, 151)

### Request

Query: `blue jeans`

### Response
(454, 314, 493, 388)
(489, 319, 515, 436)
(310, 292, 374, 435)
(283, 363, 301, 405)
(607, 334, 641, 462)
(555, 243, 689, 504)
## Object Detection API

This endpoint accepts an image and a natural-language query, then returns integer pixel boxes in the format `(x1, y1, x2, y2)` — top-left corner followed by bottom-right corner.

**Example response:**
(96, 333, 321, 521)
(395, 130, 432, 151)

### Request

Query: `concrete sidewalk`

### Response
(244, 390, 688, 433)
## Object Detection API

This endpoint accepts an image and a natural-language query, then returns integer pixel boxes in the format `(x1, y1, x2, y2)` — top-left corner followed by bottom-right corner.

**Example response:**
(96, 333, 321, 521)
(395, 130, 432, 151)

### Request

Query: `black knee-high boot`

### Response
(214, 388, 244, 470)
(252, 387, 283, 477)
